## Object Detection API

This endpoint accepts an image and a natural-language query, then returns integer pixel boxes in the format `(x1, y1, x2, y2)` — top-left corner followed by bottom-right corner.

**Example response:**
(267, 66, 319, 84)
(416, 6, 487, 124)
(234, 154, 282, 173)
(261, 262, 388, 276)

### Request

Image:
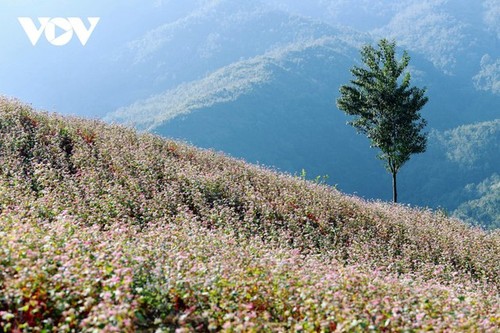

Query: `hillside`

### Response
(107, 35, 499, 228)
(1, 98, 499, 331)
(401, 120, 500, 228)
(2, 1, 498, 227)
(436, 120, 500, 229)
(454, 174, 499, 229)
(106, 1, 363, 113)
(106, 37, 385, 200)
(106, 37, 360, 130)
(267, 0, 499, 78)
(13, 0, 500, 116)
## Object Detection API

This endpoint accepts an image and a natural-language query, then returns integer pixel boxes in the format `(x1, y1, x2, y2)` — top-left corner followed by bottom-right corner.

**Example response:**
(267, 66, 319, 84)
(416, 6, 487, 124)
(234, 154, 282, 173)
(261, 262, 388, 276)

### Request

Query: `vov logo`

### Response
(18, 17, 100, 46)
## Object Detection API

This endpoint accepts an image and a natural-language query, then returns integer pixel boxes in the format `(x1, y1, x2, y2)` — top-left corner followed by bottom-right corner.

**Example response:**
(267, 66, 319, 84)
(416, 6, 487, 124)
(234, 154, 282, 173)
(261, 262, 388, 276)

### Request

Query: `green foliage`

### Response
(400, 121, 499, 229)
(453, 174, 500, 230)
(337, 38, 428, 202)
(108, 32, 497, 225)
(436, 119, 500, 170)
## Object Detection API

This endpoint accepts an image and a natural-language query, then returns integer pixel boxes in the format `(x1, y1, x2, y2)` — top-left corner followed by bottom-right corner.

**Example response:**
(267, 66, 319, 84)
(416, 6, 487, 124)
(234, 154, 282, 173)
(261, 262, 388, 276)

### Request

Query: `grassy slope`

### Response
(0, 97, 499, 331)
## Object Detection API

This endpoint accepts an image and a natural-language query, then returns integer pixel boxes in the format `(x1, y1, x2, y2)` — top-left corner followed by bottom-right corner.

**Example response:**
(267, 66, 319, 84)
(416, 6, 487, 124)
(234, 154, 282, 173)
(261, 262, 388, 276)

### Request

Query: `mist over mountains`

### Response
(1, 0, 499, 227)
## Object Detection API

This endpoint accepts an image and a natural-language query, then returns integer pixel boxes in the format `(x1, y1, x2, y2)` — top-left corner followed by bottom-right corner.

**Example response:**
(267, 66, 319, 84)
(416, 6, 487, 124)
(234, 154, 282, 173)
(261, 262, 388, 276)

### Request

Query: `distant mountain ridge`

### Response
(114, 0, 365, 98)
(104, 1, 499, 228)
(107, 36, 361, 129)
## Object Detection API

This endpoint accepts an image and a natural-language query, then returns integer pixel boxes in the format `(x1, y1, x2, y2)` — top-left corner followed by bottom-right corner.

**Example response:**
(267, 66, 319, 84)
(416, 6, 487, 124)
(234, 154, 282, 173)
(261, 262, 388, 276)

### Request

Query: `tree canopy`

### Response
(337, 39, 428, 202)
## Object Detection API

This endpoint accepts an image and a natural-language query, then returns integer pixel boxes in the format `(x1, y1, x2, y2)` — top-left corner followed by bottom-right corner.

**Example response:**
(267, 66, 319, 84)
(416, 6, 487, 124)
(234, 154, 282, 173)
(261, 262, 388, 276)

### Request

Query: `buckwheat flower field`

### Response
(0, 97, 498, 331)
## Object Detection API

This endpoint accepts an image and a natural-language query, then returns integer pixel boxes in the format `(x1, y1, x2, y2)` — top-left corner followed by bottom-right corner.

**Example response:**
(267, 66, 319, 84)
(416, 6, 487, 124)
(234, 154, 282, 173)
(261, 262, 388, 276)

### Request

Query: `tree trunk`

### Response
(392, 171, 398, 203)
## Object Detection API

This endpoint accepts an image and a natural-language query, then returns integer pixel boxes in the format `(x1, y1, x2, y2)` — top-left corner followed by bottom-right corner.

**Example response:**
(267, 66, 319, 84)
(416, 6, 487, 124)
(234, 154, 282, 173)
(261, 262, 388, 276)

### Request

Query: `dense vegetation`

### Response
(4, 0, 497, 227)
(337, 39, 428, 203)
(102, 1, 500, 229)
(109, 37, 499, 228)
(433, 120, 500, 228)
(1, 98, 499, 331)
(454, 174, 499, 230)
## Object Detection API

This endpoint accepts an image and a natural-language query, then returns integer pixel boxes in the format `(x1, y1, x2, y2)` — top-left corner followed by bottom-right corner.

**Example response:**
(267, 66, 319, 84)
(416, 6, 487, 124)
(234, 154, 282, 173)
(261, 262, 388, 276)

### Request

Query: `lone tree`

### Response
(337, 39, 428, 203)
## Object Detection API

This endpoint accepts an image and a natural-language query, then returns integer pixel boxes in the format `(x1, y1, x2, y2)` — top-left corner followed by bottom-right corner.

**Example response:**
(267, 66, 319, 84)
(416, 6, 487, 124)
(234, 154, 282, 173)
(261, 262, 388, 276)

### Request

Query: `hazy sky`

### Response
(0, 1, 173, 114)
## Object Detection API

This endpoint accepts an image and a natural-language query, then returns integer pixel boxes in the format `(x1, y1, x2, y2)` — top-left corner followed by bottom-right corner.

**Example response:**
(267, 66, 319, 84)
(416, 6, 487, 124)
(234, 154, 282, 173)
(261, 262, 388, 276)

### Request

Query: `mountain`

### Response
(107, 37, 499, 227)
(105, 1, 499, 228)
(436, 120, 500, 227)
(111, 0, 500, 121)
(1, 1, 498, 226)
(106, 37, 386, 198)
(267, 0, 499, 78)
(1, 97, 499, 331)
(2, 0, 498, 113)
(106, 1, 368, 110)
(107, 37, 360, 129)
(454, 173, 500, 229)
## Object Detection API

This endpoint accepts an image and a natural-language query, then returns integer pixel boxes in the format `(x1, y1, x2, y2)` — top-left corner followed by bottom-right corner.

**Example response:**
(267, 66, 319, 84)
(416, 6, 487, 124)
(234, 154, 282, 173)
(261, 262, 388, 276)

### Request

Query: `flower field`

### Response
(0, 97, 498, 331)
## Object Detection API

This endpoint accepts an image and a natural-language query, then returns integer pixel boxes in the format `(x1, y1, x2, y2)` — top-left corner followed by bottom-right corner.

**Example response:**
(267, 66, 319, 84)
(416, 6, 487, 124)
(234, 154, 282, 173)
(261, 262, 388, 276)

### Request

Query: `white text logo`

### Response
(18, 17, 100, 46)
